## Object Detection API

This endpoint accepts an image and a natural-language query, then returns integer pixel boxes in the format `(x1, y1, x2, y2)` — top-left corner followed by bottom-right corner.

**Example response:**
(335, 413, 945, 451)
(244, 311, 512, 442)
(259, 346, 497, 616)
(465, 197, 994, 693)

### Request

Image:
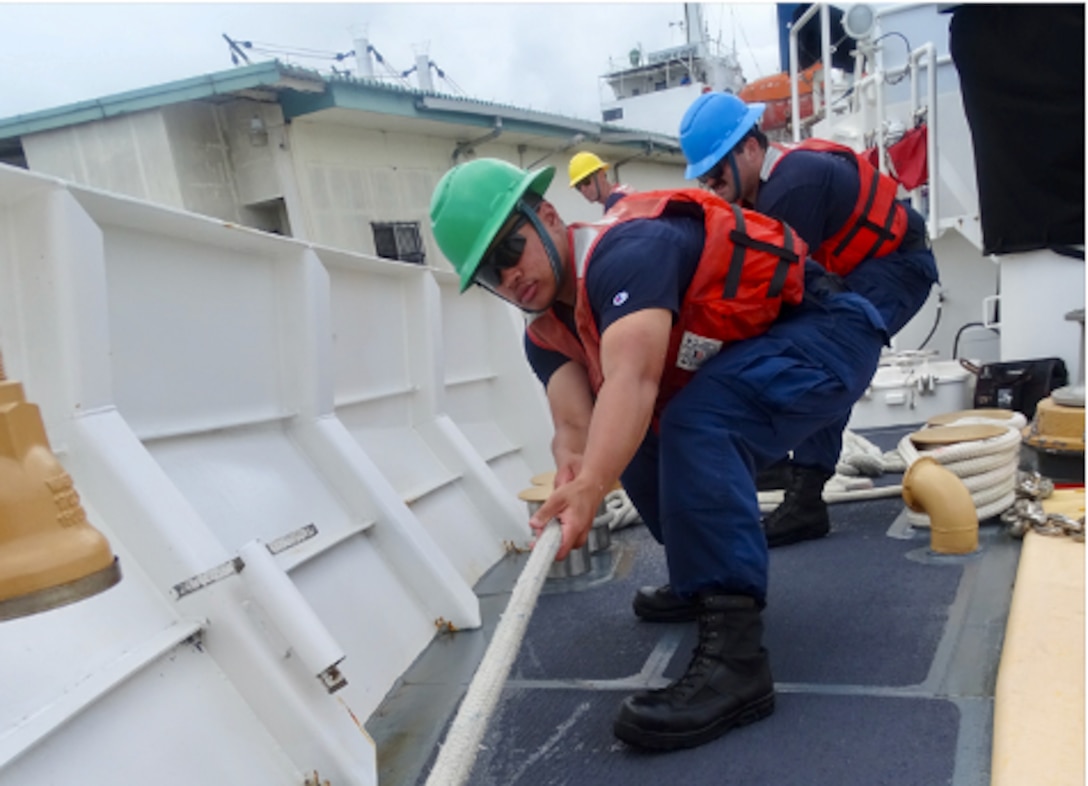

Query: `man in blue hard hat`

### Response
(429, 157, 887, 750)
(667, 92, 938, 571)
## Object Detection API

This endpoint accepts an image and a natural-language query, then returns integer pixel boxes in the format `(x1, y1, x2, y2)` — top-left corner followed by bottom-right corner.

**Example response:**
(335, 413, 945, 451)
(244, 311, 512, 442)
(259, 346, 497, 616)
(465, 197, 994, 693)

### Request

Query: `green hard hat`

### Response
(430, 158, 555, 292)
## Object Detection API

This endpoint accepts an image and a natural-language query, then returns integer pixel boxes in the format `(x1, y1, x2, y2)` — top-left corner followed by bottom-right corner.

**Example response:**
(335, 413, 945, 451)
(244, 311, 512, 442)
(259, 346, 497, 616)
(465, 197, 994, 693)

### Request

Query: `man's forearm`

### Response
(575, 309, 668, 495)
(551, 423, 586, 474)
(544, 361, 595, 483)
(577, 371, 657, 496)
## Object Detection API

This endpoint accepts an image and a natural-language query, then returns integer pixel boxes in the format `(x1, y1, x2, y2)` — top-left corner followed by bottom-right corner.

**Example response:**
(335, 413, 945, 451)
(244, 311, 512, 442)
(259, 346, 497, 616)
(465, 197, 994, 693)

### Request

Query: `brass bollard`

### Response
(0, 377, 121, 620)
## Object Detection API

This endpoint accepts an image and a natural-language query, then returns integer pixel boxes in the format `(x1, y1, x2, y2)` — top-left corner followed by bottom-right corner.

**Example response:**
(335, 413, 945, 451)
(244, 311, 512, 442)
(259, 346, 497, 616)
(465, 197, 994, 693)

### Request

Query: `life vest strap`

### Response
(724, 204, 801, 299)
(832, 169, 898, 257)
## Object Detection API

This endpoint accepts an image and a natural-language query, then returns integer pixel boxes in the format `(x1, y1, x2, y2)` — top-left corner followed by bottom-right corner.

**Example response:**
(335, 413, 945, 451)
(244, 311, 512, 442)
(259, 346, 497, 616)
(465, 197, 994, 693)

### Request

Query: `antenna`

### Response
(223, 34, 251, 66)
(730, 6, 737, 56)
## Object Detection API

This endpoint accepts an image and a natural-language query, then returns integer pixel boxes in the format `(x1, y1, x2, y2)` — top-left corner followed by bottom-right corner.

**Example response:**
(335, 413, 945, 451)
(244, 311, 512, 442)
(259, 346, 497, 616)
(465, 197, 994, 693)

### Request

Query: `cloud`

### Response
(0, 2, 783, 121)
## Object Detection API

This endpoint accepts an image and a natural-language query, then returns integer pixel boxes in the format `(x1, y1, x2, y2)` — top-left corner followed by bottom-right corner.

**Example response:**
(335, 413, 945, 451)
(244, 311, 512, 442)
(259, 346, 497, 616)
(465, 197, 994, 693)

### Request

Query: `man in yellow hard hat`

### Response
(429, 157, 887, 751)
(568, 151, 634, 211)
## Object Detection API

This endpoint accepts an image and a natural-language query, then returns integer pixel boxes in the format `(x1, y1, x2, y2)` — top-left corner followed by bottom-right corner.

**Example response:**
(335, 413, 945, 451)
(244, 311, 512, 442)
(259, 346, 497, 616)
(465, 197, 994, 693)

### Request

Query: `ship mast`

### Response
(684, 3, 708, 57)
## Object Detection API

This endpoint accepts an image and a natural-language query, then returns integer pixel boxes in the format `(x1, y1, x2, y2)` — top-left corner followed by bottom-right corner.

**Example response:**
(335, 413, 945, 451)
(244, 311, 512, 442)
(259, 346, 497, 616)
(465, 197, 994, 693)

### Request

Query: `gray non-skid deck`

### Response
(367, 425, 1021, 786)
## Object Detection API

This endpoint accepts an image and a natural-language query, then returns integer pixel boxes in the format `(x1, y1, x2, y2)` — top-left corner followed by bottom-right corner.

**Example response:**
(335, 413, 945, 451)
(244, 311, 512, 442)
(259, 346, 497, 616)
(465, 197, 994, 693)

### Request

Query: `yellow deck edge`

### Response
(992, 489, 1085, 786)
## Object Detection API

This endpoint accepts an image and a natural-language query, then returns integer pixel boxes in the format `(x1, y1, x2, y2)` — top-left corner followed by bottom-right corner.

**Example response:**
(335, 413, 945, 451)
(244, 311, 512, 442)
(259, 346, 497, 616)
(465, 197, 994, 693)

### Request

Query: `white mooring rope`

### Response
(897, 414, 1025, 526)
(424, 520, 561, 786)
(757, 415, 1026, 524)
(602, 488, 642, 530)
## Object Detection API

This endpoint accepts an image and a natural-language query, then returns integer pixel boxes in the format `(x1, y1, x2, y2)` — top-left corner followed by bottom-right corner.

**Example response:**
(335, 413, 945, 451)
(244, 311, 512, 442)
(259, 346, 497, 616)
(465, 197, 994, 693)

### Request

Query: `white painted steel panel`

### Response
(0, 642, 304, 784)
(0, 162, 553, 782)
(439, 278, 554, 484)
(999, 250, 1085, 373)
(0, 170, 381, 784)
(289, 540, 439, 711)
(322, 247, 535, 585)
(148, 422, 366, 552)
(103, 226, 294, 439)
(0, 500, 178, 765)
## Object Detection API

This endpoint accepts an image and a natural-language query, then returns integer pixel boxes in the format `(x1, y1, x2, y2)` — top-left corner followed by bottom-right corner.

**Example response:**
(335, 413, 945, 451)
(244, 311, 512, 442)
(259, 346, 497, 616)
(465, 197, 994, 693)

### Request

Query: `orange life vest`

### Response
(527, 189, 807, 417)
(769, 139, 908, 275)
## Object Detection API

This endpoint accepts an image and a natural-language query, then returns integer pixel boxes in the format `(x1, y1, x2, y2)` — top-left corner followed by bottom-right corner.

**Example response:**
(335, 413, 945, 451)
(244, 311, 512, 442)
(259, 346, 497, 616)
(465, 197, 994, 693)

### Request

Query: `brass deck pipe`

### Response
(901, 456, 980, 554)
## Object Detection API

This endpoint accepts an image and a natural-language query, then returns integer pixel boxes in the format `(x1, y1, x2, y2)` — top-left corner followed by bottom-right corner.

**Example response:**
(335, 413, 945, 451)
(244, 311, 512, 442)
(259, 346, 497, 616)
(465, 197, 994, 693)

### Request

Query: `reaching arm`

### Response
(530, 307, 671, 559)
(544, 361, 594, 487)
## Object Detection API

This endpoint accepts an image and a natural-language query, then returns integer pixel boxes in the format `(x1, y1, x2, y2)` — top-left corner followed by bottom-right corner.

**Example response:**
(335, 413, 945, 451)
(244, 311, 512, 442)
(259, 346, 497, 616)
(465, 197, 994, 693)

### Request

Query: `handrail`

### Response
(788, 4, 942, 240)
(911, 43, 939, 240)
(787, 4, 835, 142)
(789, 3, 821, 142)
(819, 1, 833, 127)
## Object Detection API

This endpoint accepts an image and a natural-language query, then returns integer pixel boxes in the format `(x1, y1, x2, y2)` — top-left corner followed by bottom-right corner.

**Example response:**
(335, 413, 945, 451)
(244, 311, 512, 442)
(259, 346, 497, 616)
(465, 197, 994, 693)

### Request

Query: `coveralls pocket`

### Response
(722, 342, 844, 417)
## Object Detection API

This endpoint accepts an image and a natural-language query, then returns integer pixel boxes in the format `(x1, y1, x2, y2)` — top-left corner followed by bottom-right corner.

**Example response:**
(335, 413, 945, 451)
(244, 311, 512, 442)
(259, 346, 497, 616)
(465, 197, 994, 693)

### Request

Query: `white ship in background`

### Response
(600, 4, 745, 136)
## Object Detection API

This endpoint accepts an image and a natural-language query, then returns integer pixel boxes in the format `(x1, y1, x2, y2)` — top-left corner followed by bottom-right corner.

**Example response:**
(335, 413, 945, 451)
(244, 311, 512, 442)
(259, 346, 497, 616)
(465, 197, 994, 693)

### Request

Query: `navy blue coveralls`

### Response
(525, 215, 887, 603)
(756, 150, 940, 473)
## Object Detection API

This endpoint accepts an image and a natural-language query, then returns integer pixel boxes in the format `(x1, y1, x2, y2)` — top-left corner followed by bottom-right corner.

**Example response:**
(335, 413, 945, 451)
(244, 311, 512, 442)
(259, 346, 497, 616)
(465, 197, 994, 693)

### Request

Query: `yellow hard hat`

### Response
(568, 151, 608, 187)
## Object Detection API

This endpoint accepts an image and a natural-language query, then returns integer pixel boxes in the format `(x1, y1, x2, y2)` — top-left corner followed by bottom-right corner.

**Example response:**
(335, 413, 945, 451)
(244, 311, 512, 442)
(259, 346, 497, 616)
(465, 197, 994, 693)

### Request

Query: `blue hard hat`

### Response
(679, 93, 766, 179)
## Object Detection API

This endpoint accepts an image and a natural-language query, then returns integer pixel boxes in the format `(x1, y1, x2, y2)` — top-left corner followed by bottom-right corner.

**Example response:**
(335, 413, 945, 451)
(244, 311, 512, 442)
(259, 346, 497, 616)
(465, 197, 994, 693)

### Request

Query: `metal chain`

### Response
(1002, 472, 1085, 542)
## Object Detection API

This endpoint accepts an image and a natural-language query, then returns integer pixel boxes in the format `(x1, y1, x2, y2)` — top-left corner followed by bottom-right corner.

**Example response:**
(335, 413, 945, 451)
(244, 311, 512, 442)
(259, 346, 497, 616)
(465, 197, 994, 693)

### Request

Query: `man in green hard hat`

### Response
(429, 157, 888, 751)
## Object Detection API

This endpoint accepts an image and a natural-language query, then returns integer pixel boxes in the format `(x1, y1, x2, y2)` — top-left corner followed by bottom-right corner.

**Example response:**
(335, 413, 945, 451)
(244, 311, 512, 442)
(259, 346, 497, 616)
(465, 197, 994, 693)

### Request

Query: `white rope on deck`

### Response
(602, 488, 642, 530)
(424, 520, 561, 786)
(897, 414, 1025, 526)
(757, 414, 1026, 523)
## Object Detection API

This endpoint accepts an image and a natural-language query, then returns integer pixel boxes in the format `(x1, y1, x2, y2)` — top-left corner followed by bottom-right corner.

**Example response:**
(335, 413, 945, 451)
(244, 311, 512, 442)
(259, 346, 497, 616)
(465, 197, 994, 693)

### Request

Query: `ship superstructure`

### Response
(600, 4, 745, 136)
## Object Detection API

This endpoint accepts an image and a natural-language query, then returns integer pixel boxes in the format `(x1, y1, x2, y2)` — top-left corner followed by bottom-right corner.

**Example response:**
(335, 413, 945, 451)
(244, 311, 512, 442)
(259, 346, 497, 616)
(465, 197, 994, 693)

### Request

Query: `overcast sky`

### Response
(0, 2, 783, 122)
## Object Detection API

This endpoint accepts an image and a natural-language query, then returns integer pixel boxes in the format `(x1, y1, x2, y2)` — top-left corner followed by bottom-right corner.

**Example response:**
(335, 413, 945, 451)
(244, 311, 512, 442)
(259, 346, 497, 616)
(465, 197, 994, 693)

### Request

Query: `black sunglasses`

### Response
(575, 175, 593, 190)
(697, 158, 727, 187)
(475, 214, 529, 289)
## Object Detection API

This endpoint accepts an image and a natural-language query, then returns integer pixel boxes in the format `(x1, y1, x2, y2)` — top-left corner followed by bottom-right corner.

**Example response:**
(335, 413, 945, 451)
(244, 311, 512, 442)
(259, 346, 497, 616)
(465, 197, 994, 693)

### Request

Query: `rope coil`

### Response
(897, 413, 1025, 526)
(601, 488, 642, 531)
(757, 414, 1026, 525)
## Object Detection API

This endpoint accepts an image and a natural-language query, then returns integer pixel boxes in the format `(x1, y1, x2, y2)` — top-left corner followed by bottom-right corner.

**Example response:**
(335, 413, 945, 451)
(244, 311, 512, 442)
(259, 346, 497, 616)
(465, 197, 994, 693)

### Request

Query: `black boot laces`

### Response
(664, 611, 727, 701)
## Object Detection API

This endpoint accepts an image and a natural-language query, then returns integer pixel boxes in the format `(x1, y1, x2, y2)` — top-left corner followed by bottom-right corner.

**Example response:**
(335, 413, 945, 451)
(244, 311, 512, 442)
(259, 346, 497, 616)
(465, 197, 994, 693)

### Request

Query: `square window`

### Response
(371, 221, 426, 265)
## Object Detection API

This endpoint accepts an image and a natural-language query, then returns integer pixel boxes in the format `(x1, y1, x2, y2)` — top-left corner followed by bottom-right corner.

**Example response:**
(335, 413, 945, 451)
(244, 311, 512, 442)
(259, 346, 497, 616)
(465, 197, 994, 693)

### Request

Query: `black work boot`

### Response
(614, 593, 775, 750)
(762, 464, 832, 548)
(632, 584, 699, 623)
(756, 459, 791, 491)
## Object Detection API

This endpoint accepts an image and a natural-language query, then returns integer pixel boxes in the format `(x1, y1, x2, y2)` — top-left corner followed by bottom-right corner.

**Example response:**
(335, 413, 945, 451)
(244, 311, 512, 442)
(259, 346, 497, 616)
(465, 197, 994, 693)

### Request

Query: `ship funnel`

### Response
(0, 354, 121, 620)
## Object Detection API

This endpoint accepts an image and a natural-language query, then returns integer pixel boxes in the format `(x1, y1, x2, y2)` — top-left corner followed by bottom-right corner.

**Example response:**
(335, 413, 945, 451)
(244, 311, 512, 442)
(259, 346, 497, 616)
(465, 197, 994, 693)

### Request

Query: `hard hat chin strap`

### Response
(726, 151, 743, 204)
(517, 199, 565, 311)
(474, 198, 565, 315)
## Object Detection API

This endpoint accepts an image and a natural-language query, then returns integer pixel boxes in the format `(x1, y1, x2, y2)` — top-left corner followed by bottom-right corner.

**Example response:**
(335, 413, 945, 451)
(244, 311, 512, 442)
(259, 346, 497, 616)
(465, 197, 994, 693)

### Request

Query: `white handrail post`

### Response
(909, 49, 923, 215)
(925, 43, 939, 240)
(876, 68, 886, 174)
(820, 3, 833, 135)
(789, 3, 820, 142)
(789, 25, 801, 141)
